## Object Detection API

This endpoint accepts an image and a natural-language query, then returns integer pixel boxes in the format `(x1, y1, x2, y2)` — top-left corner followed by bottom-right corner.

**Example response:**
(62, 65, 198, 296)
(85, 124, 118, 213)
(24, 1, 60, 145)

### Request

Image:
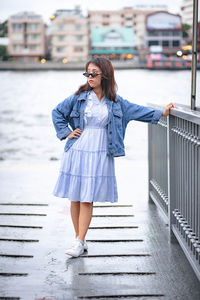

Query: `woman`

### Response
(51, 57, 174, 258)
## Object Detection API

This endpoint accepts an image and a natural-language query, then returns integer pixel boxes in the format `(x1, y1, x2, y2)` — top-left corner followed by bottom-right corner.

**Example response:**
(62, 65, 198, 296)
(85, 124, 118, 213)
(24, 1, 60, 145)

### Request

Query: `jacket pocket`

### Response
(113, 109, 123, 118)
(70, 110, 80, 118)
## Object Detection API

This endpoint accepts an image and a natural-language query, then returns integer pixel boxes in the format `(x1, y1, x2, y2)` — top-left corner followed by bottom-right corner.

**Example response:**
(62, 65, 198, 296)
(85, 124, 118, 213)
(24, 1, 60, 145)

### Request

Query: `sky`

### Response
(0, 0, 182, 24)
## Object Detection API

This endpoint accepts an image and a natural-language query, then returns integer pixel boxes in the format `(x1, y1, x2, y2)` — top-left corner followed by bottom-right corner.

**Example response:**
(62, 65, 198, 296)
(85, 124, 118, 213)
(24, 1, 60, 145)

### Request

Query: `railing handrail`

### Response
(148, 103, 200, 125)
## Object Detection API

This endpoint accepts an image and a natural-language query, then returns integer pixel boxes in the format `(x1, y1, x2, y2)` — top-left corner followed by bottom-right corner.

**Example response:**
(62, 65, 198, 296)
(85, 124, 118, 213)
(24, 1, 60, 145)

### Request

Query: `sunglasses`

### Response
(83, 72, 102, 78)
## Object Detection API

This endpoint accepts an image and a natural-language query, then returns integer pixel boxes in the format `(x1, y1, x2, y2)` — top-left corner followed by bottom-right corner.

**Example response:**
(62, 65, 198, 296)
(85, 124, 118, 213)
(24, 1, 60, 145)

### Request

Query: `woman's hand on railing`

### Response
(162, 103, 175, 116)
(67, 128, 82, 139)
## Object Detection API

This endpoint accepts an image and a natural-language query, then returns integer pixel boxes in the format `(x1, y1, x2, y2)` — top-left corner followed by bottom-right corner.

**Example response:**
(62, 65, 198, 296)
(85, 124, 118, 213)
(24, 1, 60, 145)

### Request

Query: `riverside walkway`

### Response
(0, 161, 200, 300)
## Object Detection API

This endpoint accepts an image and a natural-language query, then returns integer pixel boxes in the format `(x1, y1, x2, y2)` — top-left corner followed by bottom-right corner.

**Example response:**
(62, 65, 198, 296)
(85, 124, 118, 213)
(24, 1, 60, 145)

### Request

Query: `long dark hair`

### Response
(75, 57, 118, 102)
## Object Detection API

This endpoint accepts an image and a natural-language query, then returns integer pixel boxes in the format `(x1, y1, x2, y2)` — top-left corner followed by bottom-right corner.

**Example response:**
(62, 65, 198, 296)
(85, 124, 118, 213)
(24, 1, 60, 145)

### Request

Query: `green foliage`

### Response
(182, 23, 191, 38)
(0, 45, 7, 56)
(0, 20, 8, 37)
(0, 45, 12, 61)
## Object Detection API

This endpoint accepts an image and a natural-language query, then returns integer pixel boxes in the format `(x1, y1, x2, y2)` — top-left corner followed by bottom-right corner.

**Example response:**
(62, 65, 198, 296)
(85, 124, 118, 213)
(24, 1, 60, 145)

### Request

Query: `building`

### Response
(88, 7, 155, 50)
(181, 0, 193, 25)
(91, 28, 135, 60)
(50, 7, 88, 62)
(8, 11, 46, 62)
(181, 0, 200, 25)
(144, 11, 182, 55)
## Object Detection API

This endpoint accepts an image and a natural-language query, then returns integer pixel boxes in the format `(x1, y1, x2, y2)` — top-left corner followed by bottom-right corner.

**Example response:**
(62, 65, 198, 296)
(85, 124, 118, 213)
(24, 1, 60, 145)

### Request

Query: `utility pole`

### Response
(191, 0, 199, 110)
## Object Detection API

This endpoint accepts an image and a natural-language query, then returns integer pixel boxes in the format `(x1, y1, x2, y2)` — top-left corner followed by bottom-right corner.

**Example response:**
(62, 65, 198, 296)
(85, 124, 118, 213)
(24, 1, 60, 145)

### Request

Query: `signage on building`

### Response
(147, 12, 181, 30)
(91, 28, 135, 55)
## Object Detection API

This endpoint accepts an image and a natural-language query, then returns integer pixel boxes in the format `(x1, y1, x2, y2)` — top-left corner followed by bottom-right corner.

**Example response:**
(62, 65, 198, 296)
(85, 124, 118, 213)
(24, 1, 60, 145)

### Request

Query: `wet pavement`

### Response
(0, 162, 200, 300)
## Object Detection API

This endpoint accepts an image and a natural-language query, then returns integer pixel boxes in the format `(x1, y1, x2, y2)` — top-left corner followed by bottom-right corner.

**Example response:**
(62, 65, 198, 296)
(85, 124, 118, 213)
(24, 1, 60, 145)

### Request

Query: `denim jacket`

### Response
(51, 91, 163, 157)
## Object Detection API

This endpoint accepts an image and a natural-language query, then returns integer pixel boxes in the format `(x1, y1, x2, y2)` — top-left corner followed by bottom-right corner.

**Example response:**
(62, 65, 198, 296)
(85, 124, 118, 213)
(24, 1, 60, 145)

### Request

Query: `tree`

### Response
(182, 23, 191, 38)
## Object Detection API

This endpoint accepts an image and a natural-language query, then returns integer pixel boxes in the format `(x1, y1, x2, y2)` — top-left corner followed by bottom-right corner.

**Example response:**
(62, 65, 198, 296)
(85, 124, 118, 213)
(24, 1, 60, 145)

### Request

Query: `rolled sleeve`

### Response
(51, 95, 74, 141)
(151, 109, 163, 124)
(56, 127, 72, 141)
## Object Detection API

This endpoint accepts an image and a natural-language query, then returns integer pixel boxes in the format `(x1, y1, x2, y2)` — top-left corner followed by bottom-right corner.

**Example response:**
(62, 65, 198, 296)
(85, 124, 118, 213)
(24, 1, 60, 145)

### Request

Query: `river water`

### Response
(0, 69, 199, 165)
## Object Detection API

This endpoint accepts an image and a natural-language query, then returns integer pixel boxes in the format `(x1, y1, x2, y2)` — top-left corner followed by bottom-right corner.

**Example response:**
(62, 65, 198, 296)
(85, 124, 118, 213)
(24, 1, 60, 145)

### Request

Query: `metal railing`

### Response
(148, 104, 200, 281)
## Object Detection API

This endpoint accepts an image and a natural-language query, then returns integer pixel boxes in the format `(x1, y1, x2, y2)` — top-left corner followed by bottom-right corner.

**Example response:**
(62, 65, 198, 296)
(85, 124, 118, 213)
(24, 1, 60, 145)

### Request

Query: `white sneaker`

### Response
(65, 238, 84, 257)
(74, 237, 88, 251)
(76, 237, 88, 251)
(83, 240, 88, 252)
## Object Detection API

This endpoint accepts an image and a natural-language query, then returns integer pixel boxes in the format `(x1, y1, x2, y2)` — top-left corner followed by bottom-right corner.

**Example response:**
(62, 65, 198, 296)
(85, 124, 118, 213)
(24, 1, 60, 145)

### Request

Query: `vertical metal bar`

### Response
(168, 114, 177, 242)
(194, 124, 198, 238)
(186, 121, 189, 226)
(198, 126, 200, 241)
(191, 0, 198, 110)
(148, 124, 152, 202)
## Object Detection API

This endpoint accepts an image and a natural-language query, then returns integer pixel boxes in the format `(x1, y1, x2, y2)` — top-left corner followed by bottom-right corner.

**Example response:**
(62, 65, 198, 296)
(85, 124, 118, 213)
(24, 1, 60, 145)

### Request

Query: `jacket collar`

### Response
(77, 91, 88, 101)
(77, 90, 114, 110)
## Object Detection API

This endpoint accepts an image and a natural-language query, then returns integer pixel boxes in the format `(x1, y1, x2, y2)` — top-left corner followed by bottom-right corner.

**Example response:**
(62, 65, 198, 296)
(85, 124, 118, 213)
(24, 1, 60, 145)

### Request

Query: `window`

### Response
(162, 40, 169, 47)
(172, 40, 180, 47)
(58, 35, 65, 41)
(27, 34, 40, 41)
(148, 31, 159, 36)
(125, 17, 132, 21)
(103, 22, 109, 26)
(162, 31, 171, 36)
(12, 23, 23, 31)
(27, 23, 40, 31)
(11, 33, 23, 41)
(74, 46, 83, 52)
(173, 31, 180, 36)
(75, 35, 83, 41)
(13, 44, 23, 52)
(56, 46, 66, 53)
(148, 41, 159, 46)
(103, 14, 110, 18)
(28, 44, 39, 51)
(58, 24, 65, 31)
(74, 24, 82, 31)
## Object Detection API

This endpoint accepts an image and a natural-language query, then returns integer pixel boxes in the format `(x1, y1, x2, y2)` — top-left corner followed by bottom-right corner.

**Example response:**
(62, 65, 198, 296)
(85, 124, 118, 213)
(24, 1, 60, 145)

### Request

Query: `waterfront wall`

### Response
(0, 61, 199, 71)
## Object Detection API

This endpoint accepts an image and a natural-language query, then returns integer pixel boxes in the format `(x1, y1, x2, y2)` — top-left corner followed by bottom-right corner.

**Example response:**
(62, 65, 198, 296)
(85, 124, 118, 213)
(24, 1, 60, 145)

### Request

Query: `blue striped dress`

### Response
(52, 90, 118, 203)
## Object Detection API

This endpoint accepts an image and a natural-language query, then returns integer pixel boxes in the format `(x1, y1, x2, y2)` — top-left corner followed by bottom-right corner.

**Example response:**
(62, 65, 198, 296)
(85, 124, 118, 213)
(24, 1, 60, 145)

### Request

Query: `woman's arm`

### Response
(120, 97, 163, 124)
(51, 95, 74, 140)
(119, 96, 174, 124)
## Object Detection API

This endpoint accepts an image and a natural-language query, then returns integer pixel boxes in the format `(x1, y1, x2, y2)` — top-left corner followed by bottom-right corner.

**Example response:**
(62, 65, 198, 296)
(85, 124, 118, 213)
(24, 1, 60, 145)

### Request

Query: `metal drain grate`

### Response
(0, 203, 48, 206)
(89, 226, 138, 229)
(78, 294, 165, 299)
(0, 254, 33, 258)
(0, 225, 43, 228)
(80, 254, 151, 258)
(86, 239, 143, 242)
(0, 297, 20, 300)
(0, 238, 39, 242)
(79, 272, 156, 276)
(93, 205, 133, 208)
(0, 272, 28, 277)
(0, 213, 46, 216)
(92, 215, 134, 217)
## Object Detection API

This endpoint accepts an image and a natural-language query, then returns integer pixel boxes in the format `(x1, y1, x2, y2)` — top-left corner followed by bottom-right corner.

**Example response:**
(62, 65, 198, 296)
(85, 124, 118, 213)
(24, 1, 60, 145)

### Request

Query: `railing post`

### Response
(167, 114, 177, 243)
(148, 123, 152, 202)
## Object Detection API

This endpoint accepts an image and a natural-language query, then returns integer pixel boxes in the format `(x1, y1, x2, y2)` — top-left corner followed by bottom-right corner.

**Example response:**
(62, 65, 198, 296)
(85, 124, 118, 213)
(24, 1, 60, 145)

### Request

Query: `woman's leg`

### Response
(70, 201, 80, 238)
(78, 202, 93, 242)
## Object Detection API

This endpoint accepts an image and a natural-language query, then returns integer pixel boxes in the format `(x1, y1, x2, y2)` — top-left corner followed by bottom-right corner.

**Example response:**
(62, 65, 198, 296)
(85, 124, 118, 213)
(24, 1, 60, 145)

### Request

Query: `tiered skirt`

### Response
(53, 126, 118, 203)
